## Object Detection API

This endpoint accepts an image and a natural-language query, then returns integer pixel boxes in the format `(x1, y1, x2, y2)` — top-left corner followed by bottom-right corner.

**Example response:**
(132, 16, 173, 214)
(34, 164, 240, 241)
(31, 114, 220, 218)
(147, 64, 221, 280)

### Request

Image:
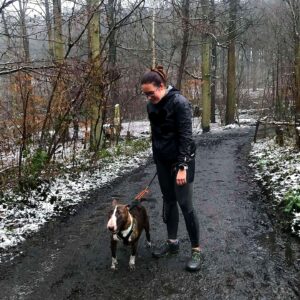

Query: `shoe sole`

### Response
(185, 254, 204, 272)
(185, 265, 201, 272)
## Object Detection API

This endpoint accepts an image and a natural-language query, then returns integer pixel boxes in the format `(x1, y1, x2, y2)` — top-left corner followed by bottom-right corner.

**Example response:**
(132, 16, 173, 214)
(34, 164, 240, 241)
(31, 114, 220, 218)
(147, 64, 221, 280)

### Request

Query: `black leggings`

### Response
(156, 160, 200, 248)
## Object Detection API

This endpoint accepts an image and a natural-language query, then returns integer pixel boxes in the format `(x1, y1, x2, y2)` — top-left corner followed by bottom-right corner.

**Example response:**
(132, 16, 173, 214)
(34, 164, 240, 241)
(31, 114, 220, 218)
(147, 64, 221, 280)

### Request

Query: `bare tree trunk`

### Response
(272, 56, 275, 109)
(19, 0, 30, 62)
(17, 0, 33, 180)
(107, 0, 118, 104)
(152, 6, 156, 68)
(284, 0, 300, 124)
(87, 0, 104, 152)
(296, 39, 300, 124)
(45, 0, 54, 58)
(1, 10, 12, 58)
(201, 0, 211, 132)
(53, 0, 64, 62)
(210, 0, 216, 123)
(275, 46, 281, 120)
(225, 0, 238, 125)
(52, 0, 68, 144)
(252, 47, 257, 92)
(176, 0, 190, 90)
(19, 1, 32, 131)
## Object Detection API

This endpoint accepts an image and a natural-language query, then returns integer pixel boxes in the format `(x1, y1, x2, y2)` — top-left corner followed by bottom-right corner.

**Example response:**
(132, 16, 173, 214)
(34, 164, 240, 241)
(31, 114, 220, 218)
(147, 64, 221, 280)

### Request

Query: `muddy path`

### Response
(0, 128, 299, 300)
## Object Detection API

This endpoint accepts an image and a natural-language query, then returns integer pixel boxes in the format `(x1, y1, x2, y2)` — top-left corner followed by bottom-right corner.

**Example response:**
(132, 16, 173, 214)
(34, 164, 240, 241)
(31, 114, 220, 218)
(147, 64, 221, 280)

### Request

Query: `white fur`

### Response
(120, 213, 133, 241)
(112, 234, 121, 241)
(111, 257, 118, 270)
(129, 255, 135, 270)
(107, 206, 118, 232)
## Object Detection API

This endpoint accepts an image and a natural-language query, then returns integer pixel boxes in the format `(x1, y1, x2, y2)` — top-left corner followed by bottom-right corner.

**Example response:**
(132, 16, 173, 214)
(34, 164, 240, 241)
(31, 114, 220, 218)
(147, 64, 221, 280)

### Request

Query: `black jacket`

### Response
(147, 87, 196, 167)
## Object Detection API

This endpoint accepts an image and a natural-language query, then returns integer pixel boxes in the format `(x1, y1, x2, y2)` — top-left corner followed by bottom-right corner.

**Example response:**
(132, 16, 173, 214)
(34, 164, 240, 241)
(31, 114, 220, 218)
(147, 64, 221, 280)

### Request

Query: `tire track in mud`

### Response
(0, 127, 299, 300)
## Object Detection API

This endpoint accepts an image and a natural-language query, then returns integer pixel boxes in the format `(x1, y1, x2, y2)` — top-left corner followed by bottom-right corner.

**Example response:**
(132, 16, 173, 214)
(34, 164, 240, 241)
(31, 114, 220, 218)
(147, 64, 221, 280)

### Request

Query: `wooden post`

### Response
(263, 122, 267, 138)
(114, 104, 121, 145)
(275, 125, 284, 146)
(253, 120, 260, 143)
(296, 126, 300, 149)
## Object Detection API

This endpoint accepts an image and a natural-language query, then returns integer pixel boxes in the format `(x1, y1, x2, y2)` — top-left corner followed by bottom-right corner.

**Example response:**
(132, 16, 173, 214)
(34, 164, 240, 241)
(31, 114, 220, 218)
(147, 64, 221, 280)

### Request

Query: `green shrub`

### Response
(258, 159, 267, 169)
(115, 144, 123, 156)
(126, 138, 150, 153)
(283, 189, 300, 213)
(97, 148, 112, 159)
(19, 149, 49, 192)
(29, 149, 48, 176)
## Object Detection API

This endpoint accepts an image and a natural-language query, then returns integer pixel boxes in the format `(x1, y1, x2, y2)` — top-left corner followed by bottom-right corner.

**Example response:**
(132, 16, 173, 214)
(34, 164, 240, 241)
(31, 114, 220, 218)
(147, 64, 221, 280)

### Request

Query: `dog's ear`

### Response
(112, 199, 118, 207)
(125, 204, 130, 210)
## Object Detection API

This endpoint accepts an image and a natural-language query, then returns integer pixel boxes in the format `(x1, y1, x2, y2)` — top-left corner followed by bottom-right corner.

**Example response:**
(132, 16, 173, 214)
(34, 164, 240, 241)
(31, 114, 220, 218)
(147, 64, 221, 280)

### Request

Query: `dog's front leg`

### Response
(110, 239, 118, 270)
(129, 242, 137, 270)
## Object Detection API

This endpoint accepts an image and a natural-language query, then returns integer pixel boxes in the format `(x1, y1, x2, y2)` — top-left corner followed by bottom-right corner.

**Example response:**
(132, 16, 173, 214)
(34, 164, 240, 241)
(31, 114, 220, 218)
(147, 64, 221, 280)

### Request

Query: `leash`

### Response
(134, 172, 157, 201)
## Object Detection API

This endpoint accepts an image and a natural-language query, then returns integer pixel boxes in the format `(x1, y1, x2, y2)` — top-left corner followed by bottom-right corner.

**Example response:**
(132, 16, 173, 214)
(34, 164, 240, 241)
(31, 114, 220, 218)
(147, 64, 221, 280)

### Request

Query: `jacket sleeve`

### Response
(174, 95, 194, 166)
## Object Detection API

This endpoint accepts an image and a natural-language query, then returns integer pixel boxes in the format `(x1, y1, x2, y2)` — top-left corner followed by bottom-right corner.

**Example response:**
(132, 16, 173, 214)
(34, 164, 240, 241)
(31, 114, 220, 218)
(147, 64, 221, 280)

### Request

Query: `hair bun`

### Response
(156, 65, 164, 71)
(141, 65, 167, 86)
(151, 65, 167, 82)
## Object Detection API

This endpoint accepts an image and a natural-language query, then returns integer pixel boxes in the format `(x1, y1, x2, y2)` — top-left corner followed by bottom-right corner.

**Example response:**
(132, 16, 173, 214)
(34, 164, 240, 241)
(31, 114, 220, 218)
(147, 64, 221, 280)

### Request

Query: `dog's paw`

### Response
(111, 258, 118, 270)
(111, 265, 118, 271)
(129, 255, 135, 270)
(146, 241, 152, 248)
(129, 263, 135, 270)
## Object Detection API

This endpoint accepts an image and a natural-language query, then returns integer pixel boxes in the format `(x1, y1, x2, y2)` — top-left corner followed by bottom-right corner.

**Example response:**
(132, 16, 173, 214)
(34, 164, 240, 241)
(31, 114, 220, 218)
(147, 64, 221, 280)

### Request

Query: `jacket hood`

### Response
(152, 85, 180, 107)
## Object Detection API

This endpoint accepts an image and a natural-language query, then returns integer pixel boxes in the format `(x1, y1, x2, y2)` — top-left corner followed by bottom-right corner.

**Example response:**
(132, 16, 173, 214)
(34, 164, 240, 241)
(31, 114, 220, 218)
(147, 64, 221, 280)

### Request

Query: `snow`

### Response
(0, 142, 152, 260)
(0, 109, 274, 261)
(249, 138, 300, 237)
(121, 120, 150, 138)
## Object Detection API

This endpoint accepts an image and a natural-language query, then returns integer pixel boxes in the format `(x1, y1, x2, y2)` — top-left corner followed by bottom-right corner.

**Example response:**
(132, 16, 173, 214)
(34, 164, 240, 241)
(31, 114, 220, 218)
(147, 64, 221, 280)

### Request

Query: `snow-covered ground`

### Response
(0, 144, 152, 260)
(0, 111, 260, 257)
(0, 118, 154, 258)
(249, 138, 300, 236)
(1, 108, 298, 261)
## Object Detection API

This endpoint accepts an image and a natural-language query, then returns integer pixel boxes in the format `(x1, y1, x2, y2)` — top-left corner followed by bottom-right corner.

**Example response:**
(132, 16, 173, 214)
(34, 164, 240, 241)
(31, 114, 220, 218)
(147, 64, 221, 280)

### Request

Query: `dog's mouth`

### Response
(108, 228, 118, 234)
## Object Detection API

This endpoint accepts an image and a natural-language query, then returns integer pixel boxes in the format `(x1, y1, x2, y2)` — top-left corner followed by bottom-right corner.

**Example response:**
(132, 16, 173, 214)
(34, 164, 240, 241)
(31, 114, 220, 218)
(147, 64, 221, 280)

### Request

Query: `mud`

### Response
(0, 127, 299, 300)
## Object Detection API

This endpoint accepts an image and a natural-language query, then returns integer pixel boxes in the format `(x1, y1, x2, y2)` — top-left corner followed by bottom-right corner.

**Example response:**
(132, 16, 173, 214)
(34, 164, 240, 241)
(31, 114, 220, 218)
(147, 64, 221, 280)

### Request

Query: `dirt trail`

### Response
(0, 128, 299, 300)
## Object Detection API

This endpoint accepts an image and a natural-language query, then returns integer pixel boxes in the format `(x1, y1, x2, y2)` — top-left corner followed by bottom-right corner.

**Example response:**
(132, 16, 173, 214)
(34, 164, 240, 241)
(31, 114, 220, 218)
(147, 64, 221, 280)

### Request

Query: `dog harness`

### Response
(116, 213, 136, 245)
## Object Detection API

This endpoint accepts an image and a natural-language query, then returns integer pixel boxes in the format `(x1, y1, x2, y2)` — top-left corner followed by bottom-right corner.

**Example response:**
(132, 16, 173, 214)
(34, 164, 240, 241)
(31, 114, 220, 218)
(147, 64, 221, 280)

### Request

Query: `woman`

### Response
(141, 65, 202, 272)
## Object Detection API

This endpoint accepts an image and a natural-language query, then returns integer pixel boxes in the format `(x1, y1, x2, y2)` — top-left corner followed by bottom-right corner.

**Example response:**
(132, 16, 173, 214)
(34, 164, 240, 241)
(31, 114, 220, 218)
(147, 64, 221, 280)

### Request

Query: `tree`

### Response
(284, 0, 300, 124)
(176, 0, 190, 91)
(87, 0, 104, 151)
(17, 0, 34, 177)
(225, 0, 238, 125)
(201, 0, 211, 132)
(210, 0, 217, 123)
(106, 0, 119, 105)
(44, 0, 54, 58)
(53, 0, 64, 62)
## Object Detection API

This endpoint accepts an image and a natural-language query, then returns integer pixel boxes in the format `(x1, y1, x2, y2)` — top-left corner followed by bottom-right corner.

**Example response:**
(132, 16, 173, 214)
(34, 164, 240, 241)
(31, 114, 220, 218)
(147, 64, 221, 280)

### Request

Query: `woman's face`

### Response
(141, 83, 166, 104)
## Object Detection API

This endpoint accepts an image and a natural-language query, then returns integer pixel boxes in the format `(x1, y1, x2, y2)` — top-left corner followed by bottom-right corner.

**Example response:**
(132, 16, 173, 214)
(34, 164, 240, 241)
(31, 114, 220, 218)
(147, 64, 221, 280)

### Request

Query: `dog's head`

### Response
(107, 199, 130, 233)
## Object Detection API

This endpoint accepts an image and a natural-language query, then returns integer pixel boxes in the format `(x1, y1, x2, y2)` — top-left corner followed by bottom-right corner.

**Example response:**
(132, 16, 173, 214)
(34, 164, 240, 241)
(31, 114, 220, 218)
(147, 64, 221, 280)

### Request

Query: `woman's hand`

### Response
(176, 169, 187, 186)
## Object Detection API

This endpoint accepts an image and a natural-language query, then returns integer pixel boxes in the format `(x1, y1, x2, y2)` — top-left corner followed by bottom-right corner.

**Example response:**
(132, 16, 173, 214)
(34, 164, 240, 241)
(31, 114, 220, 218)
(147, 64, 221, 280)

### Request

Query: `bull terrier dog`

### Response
(107, 199, 151, 270)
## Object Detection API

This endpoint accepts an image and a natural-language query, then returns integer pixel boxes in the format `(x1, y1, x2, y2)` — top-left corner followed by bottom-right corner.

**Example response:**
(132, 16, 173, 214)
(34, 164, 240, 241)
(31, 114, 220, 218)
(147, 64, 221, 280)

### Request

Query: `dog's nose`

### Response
(108, 226, 115, 232)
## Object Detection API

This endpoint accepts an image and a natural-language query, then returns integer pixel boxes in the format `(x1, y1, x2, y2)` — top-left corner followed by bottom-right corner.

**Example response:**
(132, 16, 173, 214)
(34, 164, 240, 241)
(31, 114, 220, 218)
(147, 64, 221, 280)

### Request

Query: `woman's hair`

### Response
(141, 65, 167, 87)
